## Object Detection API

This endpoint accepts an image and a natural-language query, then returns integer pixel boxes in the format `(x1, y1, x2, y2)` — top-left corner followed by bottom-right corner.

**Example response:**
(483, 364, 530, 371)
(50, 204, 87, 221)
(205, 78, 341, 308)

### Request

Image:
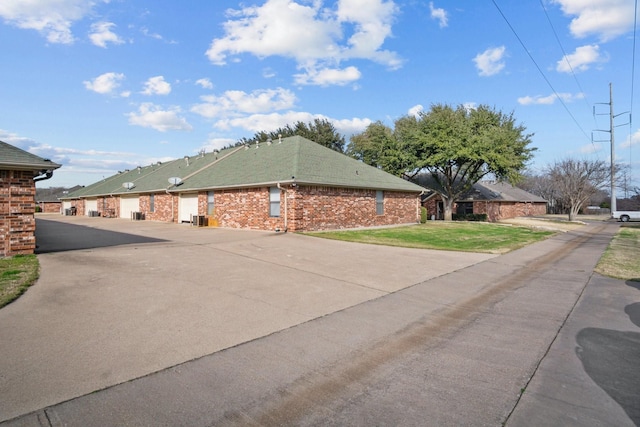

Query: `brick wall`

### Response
(1, 169, 37, 257)
(422, 195, 547, 222)
(201, 185, 419, 232)
(38, 202, 62, 213)
(140, 193, 175, 222)
(476, 201, 546, 222)
(74, 186, 419, 232)
(96, 196, 118, 218)
(205, 187, 284, 230)
(292, 186, 419, 231)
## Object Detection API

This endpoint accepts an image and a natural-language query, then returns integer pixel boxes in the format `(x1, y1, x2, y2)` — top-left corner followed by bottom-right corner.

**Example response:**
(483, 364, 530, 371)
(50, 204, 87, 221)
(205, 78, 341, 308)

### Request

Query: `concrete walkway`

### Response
(1, 217, 638, 426)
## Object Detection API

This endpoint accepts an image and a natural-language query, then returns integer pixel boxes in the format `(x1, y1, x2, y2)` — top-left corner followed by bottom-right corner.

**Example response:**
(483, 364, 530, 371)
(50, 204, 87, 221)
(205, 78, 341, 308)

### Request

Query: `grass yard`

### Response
(306, 222, 555, 254)
(595, 225, 640, 282)
(0, 255, 40, 309)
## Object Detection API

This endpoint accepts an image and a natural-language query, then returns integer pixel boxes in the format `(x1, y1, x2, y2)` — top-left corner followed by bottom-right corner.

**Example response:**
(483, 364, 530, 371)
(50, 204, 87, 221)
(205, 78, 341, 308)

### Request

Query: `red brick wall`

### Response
(74, 186, 419, 232)
(423, 195, 547, 222)
(96, 196, 118, 218)
(476, 201, 546, 222)
(140, 193, 176, 222)
(292, 186, 419, 231)
(204, 187, 284, 230)
(38, 202, 62, 213)
(201, 185, 419, 232)
(1, 170, 37, 256)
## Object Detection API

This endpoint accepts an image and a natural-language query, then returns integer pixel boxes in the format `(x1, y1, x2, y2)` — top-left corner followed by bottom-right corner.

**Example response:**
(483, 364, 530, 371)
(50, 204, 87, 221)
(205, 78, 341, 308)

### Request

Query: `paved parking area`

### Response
(0, 215, 495, 421)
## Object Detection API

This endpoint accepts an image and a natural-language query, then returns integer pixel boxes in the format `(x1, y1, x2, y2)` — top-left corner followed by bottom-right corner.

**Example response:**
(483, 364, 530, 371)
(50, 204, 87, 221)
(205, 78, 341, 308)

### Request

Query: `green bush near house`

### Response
(0, 255, 40, 309)
(452, 213, 488, 222)
(420, 207, 428, 224)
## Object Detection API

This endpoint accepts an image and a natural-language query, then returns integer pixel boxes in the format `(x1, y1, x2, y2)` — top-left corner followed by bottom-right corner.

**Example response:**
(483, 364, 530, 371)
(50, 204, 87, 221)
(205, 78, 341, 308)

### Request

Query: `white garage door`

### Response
(179, 194, 199, 223)
(120, 196, 140, 219)
(62, 201, 72, 211)
(85, 199, 97, 216)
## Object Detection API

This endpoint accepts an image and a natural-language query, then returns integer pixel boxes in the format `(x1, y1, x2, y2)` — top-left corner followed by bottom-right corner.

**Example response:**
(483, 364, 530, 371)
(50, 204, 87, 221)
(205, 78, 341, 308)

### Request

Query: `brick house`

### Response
(36, 185, 83, 214)
(62, 136, 424, 232)
(422, 181, 547, 222)
(1, 141, 61, 257)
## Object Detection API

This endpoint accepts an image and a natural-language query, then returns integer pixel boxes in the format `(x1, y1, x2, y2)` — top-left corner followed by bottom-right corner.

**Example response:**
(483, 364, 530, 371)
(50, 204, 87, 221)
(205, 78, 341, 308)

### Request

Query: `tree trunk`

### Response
(568, 206, 579, 222)
(443, 198, 454, 221)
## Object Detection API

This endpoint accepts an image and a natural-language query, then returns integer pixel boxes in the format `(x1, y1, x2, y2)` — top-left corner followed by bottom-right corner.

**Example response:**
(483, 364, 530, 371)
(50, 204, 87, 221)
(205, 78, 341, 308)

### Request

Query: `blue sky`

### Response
(1, 0, 639, 191)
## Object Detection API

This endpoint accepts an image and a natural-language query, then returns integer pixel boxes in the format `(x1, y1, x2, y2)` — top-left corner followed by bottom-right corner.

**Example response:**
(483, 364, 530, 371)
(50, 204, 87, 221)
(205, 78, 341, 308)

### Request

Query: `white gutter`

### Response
(277, 182, 288, 232)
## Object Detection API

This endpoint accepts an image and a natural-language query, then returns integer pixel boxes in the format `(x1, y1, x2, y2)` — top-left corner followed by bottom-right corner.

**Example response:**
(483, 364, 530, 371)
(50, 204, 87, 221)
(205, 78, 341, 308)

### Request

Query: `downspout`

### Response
(33, 170, 54, 182)
(277, 183, 288, 232)
(419, 190, 425, 223)
(166, 189, 175, 223)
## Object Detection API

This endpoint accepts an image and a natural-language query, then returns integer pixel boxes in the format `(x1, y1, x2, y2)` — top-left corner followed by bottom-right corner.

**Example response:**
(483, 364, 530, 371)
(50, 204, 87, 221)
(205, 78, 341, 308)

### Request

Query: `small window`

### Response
(207, 191, 215, 215)
(149, 194, 155, 213)
(376, 190, 384, 215)
(456, 202, 473, 215)
(269, 187, 281, 217)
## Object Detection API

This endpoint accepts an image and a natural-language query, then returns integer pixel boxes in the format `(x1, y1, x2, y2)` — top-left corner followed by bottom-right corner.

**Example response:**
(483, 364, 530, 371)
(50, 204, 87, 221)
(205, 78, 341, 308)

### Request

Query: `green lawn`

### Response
(595, 225, 640, 282)
(306, 222, 555, 254)
(0, 255, 40, 309)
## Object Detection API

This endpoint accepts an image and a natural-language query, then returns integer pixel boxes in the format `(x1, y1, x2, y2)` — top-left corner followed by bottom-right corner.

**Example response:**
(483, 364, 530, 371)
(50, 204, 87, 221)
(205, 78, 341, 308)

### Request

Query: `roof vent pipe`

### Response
(278, 134, 282, 143)
(184, 156, 190, 166)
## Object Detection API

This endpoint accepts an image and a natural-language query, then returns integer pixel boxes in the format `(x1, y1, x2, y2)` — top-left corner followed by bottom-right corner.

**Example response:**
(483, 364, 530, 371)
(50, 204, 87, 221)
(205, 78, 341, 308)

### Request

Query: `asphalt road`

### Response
(1, 216, 638, 426)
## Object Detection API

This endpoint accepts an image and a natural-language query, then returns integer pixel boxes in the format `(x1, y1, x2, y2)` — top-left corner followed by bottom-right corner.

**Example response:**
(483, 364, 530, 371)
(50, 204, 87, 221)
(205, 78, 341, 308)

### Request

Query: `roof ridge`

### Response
(176, 145, 245, 187)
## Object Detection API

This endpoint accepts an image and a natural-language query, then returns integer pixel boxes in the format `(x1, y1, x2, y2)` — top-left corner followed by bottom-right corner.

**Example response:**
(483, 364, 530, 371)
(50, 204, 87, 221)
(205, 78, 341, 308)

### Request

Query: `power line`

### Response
(491, 0, 592, 144)
(538, 0, 594, 125)
(629, 0, 637, 173)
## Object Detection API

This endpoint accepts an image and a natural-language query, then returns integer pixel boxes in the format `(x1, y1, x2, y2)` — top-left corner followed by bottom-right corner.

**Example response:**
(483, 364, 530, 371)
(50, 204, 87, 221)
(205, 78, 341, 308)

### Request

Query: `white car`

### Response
(611, 211, 640, 222)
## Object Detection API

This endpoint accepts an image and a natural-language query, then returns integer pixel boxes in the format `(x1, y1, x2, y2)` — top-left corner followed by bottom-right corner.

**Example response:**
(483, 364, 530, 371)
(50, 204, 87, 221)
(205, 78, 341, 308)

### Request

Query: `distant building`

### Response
(1, 141, 61, 257)
(36, 186, 83, 213)
(62, 136, 424, 231)
(422, 181, 547, 221)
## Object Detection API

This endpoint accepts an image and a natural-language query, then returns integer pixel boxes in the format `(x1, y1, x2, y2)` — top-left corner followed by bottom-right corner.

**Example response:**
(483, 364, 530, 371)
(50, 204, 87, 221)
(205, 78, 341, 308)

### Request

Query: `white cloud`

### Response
(294, 66, 361, 86)
(141, 76, 172, 96)
(127, 103, 193, 132)
(621, 129, 640, 149)
(213, 111, 370, 137)
(551, 0, 636, 41)
(429, 2, 448, 28)
(205, 0, 401, 86)
(408, 104, 424, 118)
(0, 129, 136, 175)
(517, 92, 584, 105)
(83, 72, 126, 95)
(191, 88, 297, 118)
(195, 78, 214, 89)
(580, 142, 602, 154)
(556, 44, 605, 73)
(0, 129, 37, 150)
(0, 0, 104, 44)
(89, 21, 124, 48)
(473, 46, 506, 76)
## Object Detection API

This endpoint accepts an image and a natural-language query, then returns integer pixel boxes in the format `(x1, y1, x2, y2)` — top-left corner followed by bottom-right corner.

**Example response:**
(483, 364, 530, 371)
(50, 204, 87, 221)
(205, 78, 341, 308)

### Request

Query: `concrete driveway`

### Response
(0, 215, 495, 421)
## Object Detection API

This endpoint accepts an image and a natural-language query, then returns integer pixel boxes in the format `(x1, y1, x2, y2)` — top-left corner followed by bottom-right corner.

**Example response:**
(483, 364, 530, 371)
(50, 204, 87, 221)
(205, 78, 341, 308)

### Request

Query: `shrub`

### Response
(420, 207, 428, 223)
(452, 213, 488, 222)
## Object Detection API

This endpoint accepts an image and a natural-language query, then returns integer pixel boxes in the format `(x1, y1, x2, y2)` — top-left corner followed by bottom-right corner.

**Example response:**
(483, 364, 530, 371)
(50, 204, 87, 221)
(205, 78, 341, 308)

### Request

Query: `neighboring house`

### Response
(1, 141, 61, 257)
(62, 136, 424, 232)
(36, 185, 83, 213)
(422, 181, 547, 222)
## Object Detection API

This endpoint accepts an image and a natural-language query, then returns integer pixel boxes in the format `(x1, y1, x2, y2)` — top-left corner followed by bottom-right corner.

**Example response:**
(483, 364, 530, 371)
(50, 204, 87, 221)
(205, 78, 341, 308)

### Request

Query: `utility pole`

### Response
(594, 83, 629, 213)
(609, 83, 616, 213)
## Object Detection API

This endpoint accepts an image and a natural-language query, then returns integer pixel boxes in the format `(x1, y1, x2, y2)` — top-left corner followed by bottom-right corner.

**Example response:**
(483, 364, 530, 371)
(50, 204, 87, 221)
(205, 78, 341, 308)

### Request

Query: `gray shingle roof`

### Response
(65, 136, 423, 198)
(461, 181, 546, 203)
(0, 141, 61, 171)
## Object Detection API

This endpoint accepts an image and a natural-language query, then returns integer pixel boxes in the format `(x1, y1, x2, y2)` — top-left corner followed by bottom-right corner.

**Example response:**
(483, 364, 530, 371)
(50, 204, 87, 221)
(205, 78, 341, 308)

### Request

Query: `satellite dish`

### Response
(168, 177, 182, 186)
(122, 182, 135, 190)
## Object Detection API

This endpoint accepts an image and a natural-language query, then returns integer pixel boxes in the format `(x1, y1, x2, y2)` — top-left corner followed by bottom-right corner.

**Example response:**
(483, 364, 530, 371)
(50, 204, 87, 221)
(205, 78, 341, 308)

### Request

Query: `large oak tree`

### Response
(349, 104, 536, 220)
